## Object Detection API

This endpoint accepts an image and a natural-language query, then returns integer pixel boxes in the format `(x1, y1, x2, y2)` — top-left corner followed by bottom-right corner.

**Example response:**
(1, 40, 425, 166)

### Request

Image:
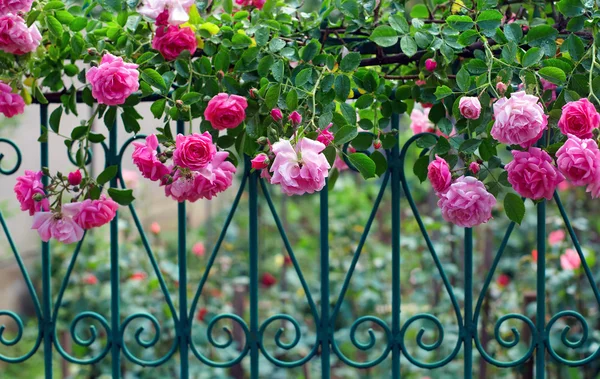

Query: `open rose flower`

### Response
(173, 132, 216, 171)
(73, 196, 119, 229)
(0, 0, 34, 13)
(560, 248, 581, 271)
(556, 134, 600, 186)
(132, 134, 170, 181)
(437, 176, 496, 228)
(491, 91, 547, 148)
(0, 13, 41, 55)
(410, 108, 434, 134)
(558, 98, 600, 139)
(270, 138, 330, 196)
(138, 0, 195, 25)
(164, 169, 201, 202)
(86, 53, 139, 106)
(459, 97, 481, 120)
(0, 81, 25, 118)
(193, 152, 236, 200)
(32, 203, 84, 244)
(427, 155, 452, 193)
(14, 170, 49, 215)
(204, 93, 248, 130)
(505, 147, 565, 201)
(152, 25, 197, 61)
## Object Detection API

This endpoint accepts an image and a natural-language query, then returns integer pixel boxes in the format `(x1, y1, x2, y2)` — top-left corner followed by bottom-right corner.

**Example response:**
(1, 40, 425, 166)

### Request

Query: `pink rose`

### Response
(14, 170, 49, 215)
(138, 0, 195, 25)
(192, 242, 205, 256)
(164, 170, 200, 202)
(0, 14, 41, 55)
(427, 155, 452, 193)
(68, 170, 82, 186)
(558, 98, 600, 139)
(72, 196, 118, 229)
(252, 0, 265, 8)
(317, 123, 334, 146)
(437, 176, 496, 228)
(491, 91, 547, 148)
(150, 222, 161, 234)
(459, 97, 481, 120)
(132, 134, 170, 181)
(0, 0, 33, 13)
(204, 93, 248, 130)
(333, 156, 348, 171)
(193, 151, 236, 200)
(251, 153, 269, 169)
(0, 82, 25, 118)
(31, 204, 84, 244)
(425, 58, 437, 71)
(86, 53, 139, 106)
(496, 82, 507, 95)
(289, 111, 302, 125)
(410, 108, 434, 134)
(469, 162, 480, 174)
(271, 108, 283, 121)
(415, 80, 426, 86)
(173, 132, 216, 171)
(270, 138, 331, 196)
(505, 148, 564, 201)
(548, 230, 565, 246)
(152, 25, 197, 61)
(560, 248, 581, 271)
(555, 134, 600, 186)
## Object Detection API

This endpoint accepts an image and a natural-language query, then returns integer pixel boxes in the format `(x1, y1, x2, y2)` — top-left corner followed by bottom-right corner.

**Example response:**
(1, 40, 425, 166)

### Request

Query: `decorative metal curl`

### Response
(189, 313, 251, 367)
(117, 135, 149, 167)
(54, 311, 112, 365)
(120, 312, 178, 366)
(330, 315, 392, 368)
(0, 138, 22, 175)
(0, 311, 42, 363)
(546, 310, 600, 366)
(257, 314, 319, 367)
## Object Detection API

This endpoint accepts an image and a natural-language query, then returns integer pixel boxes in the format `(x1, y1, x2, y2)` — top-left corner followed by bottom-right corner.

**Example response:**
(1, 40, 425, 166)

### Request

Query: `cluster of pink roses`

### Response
(132, 133, 236, 202)
(14, 170, 118, 244)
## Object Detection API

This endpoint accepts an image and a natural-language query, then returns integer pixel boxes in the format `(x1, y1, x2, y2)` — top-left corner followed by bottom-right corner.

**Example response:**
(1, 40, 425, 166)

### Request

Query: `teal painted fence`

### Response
(0, 99, 598, 378)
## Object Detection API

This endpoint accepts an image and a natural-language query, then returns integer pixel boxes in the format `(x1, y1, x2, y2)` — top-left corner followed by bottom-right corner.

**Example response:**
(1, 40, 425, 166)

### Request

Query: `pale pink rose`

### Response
(86, 53, 139, 106)
(427, 155, 452, 193)
(150, 221, 161, 234)
(192, 242, 205, 257)
(556, 134, 600, 186)
(132, 134, 170, 181)
(289, 111, 302, 125)
(317, 123, 334, 146)
(164, 170, 201, 202)
(193, 151, 236, 200)
(333, 156, 348, 171)
(459, 97, 481, 120)
(0, 0, 33, 13)
(410, 108, 434, 134)
(469, 162, 480, 174)
(271, 108, 283, 121)
(173, 132, 216, 171)
(496, 82, 507, 95)
(425, 59, 437, 71)
(251, 153, 269, 169)
(437, 176, 496, 228)
(72, 196, 118, 229)
(0, 82, 25, 118)
(0, 14, 41, 55)
(14, 170, 49, 215)
(548, 230, 565, 246)
(122, 169, 139, 188)
(204, 93, 248, 130)
(68, 170, 82, 186)
(138, 0, 194, 25)
(491, 91, 547, 148)
(152, 25, 197, 61)
(270, 138, 331, 196)
(586, 175, 600, 198)
(31, 204, 84, 244)
(560, 248, 581, 271)
(558, 98, 600, 138)
(505, 148, 564, 201)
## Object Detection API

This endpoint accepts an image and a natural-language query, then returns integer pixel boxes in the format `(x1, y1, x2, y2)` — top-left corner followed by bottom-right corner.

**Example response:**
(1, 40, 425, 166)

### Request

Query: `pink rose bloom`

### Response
(31, 204, 84, 244)
(459, 97, 481, 120)
(72, 196, 118, 229)
(333, 156, 348, 171)
(132, 134, 170, 181)
(560, 248, 581, 271)
(164, 169, 201, 202)
(138, 0, 194, 25)
(68, 170, 82, 186)
(556, 134, 600, 186)
(541, 78, 557, 92)
(496, 82, 507, 95)
(204, 93, 248, 130)
(192, 242, 205, 257)
(152, 25, 197, 61)
(427, 155, 452, 193)
(252, 0, 265, 8)
(289, 111, 302, 125)
(469, 162, 480, 174)
(491, 91, 547, 148)
(0, 82, 25, 118)
(270, 138, 331, 196)
(271, 108, 283, 121)
(194, 152, 236, 200)
(415, 79, 426, 86)
(558, 98, 600, 139)
(173, 132, 216, 171)
(548, 230, 565, 246)
(410, 108, 434, 134)
(86, 53, 139, 106)
(251, 153, 269, 169)
(425, 59, 437, 71)
(0, 0, 34, 13)
(505, 148, 564, 201)
(0, 14, 41, 55)
(317, 123, 334, 146)
(14, 170, 49, 215)
(150, 222, 161, 234)
(437, 176, 496, 228)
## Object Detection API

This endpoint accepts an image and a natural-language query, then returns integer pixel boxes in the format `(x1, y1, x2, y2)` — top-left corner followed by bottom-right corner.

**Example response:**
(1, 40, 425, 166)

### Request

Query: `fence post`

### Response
(320, 184, 330, 378)
(248, 159, 259, 379)
(109, 120, 121, 378)
(464, 228, 473, 378)
(391, 112, 401, 377)
(535, 201, 546, 379)
(177, 120, 189, 378)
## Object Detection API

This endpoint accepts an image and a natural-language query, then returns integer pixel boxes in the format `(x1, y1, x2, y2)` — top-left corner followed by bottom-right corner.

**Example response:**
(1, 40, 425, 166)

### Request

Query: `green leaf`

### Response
(271, 60, 284, 82)
(286, 89, 298, 110)
(97, 165, 118, 185)
(265, 84, 280, 109)
(371, 150, 388, 177)
(340, 52, 361, 72)
(416, 134, 437, 148)
(214, 50, 230, 72)
(141, 69, 167, 93)
(334, 125, 358, 145)
(369, 25, 399, 48)
(355, 94, 374, 109)
(459, 139, 482, 154)
(107, 188, 134, 206)
(504, 23, 523, 43)
(44, 1, 65, 11)
(527, 25, 558, 47)
(269, 38, 286, 52)
(348, 153, 376, 179)
(504, 193, 525, 225)
(476, 10, 502, 31)
(457, 67, 471, 92)
(335, 74, 351, 101)
(400, 36, 417, 57)
(557, 0, 585, 17)
(46, 15, 63, 37)
(70, 17, 88, 32)
(389, 14, 409, 33)
(49, 106, 62, 133)
(413, 155, 429, 182)
(434, 85, 453, 100)
(182, 92, 202, 105)
(71, 125, 87, 140)
(446, 15, 474, 31)
(301, 39, 321, 62)
(104, 106, 117, 129)
(522, 47, 544, 67)
(538, 67, 566, 85)
(257, 55, 274, 77)
(410, 4, 429, 18)
(150, 99, 166, 119)
(295, 68, 312, 87)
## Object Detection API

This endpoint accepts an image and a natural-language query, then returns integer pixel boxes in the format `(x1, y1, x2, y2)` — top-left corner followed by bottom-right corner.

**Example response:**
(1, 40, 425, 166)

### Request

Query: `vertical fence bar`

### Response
(535, 201, 546, 378)
(177, 120, 189, 378)
(320, 185, 330, 378)
(464, 228, 473, 378)
(390, 113, 401, 377)
(109, 121, 121, 378)
(248, 159, 259, 379)
(40, 104, 53, 379)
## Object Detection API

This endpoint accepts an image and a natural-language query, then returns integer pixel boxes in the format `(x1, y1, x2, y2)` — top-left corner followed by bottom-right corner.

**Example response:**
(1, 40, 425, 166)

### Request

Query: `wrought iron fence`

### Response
(0, 97, 598, 378)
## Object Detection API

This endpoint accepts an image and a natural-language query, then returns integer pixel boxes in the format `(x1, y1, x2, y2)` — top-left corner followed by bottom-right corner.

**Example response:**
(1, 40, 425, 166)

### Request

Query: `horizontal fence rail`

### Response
(0, 98, 599, 378)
